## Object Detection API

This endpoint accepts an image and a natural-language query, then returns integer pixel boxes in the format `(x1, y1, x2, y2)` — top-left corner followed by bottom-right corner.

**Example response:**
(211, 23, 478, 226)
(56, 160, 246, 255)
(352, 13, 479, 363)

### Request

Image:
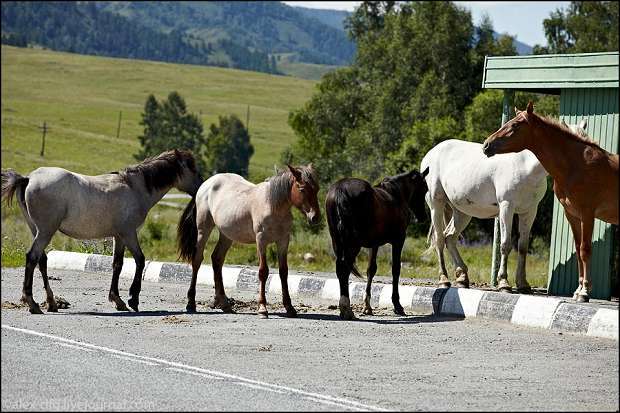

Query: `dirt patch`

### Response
(41, 296, 71, 309)
(2, 301, 26, 310)
(162, 315, 189, 324)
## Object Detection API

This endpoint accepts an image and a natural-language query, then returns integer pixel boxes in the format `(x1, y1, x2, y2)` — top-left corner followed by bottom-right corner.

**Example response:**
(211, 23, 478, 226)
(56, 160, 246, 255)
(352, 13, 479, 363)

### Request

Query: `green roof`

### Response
(482, 52, 619, 93)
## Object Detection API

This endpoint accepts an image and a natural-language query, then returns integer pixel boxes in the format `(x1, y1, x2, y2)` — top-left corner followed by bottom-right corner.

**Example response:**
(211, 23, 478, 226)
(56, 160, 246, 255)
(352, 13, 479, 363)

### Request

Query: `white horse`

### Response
(421, 120, 587, 292)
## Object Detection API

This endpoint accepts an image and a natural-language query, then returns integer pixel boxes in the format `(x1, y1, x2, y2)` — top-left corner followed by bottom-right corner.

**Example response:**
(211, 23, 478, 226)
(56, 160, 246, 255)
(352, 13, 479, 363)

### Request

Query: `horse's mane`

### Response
(117, 150, 195, 193)
(375, 171, 410, 200)
(267, 165, 317, 207)
(536, 114, 602, 150)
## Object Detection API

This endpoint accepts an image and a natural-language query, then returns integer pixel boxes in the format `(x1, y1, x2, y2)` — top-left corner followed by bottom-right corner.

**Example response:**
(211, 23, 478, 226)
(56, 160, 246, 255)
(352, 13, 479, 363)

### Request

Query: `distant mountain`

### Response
(293, 6, 351, 32)
(97, 1, 356, 66)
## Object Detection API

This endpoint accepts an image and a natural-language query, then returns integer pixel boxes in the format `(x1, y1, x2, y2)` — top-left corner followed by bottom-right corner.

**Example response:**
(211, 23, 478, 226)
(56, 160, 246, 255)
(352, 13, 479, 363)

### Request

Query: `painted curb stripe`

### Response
(510, 295, 562, 329)
(441, 288, 485, 318)
(47, 251, 88, 271)
(550, 303, 598, 333)
(410, 286, 447, 315)
(587, 308, 619, 340)
(477, 292, 521, 321)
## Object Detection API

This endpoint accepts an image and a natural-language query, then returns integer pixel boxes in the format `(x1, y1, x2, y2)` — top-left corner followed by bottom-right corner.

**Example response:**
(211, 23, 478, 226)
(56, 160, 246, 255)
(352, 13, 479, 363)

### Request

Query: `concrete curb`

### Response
(46, 251, 618, 340)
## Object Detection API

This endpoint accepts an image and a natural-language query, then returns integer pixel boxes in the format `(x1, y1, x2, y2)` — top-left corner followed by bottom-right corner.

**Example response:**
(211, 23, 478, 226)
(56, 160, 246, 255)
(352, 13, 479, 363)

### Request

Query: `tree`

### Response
(534, 1, 618, 54)
(135, 92, 207, 172)
(205, 115, 254, 177)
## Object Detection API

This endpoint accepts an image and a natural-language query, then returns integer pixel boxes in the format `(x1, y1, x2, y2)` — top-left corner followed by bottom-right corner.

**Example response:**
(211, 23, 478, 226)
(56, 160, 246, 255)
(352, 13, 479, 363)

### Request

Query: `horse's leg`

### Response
(430, 201, 450, 287)
(108, 236, 129, 311)
(444, 210, 472, 288)
(22, 231, 54, 314)
(391, 240, 406, 316)
(515, 210, 536, 294)
(564, 211, 584, 300)
(256, 234, 270, 318)
(123, 231, 145, 312)
(276, 236, 296, 318)
(497, 201, 515, 293)
(336, 251, 356, 321)
(210, 233, 234, 313)
(577, 214, 594, 303)
(363, 247, 378, 315)
(187, 214, 214, 313)
(38, 251, 58, 312)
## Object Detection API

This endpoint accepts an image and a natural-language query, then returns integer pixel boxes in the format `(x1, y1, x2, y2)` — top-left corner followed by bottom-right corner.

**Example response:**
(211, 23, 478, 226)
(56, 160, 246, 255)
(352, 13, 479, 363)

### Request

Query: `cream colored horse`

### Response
(178, 164, 320, 318)
(1, 150, 203, 314)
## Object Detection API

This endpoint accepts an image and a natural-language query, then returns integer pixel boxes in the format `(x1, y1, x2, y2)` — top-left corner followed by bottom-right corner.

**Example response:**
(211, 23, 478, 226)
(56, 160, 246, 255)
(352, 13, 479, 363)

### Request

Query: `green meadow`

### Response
(1, 46, 550, 288)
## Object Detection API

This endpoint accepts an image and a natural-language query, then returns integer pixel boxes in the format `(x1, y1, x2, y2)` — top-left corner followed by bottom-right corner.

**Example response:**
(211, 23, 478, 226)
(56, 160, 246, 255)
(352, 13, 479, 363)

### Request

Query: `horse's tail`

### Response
(1, 169, 29, 208)
(177, 197, 198, 263)
(326, 187, 366, 280)
(423, 202, 452, 257)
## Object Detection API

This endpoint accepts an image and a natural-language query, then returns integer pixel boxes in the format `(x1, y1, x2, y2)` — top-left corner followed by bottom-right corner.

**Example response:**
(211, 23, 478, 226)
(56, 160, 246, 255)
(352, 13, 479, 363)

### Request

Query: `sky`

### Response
(282, 1, 572, 47)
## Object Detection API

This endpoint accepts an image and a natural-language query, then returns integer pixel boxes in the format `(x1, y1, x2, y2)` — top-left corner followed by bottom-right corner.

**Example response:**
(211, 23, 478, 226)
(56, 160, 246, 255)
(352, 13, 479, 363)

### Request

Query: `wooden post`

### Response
(491, 89, 514, 286)
(116, 111, 122, 139)
(39, 121, 49, 157)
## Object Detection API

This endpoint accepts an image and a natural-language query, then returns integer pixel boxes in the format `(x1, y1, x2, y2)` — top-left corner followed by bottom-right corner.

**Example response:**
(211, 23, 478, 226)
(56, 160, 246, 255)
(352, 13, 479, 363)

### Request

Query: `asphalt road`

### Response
(1, 267, 618, 411)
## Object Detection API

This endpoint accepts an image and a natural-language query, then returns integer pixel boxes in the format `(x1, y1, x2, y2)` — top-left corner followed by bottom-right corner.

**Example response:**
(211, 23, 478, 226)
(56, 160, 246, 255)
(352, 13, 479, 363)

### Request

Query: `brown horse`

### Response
(325, 169, 429, 320)
(483, 101, 619, 302)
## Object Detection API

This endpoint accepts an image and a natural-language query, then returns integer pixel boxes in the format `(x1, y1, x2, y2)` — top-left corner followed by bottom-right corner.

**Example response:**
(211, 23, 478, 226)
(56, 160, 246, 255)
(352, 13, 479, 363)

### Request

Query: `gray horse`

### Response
(1, 149, 203, 314)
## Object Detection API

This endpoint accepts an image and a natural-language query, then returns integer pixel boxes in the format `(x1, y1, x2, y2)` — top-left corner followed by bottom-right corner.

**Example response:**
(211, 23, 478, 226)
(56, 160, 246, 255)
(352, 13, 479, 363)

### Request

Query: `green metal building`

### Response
(482, 51, 619, 300)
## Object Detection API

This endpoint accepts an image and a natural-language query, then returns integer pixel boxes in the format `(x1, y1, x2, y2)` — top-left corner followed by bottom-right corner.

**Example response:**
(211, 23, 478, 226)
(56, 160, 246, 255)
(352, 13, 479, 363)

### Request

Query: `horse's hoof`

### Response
(258, 311, 269, 319)
(362, 307, 374, 316)
(340, 309, 357, 321)
(115, 302, 130, 311)
(499, 286, 512, 293)
(438, 280, 451, 288)
(47, 305, 59, 313)
(576, 294, 590, 303)
(284, 307, 297, 318)
(186, 304, 197, 313)
(29, 305, 44, 315)
(455, 282, 470, 289)
(517, 286, 532, 295)
(393, 307, 406, 316)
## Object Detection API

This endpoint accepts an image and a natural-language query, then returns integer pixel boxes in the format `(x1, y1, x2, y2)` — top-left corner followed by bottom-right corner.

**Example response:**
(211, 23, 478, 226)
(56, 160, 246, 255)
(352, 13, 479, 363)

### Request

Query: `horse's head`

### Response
(288, 163, 321, 226)
(483, 101, 535, 157)
(406, 167, 429, 223)
(173, 149, 204, 196)
(381, 168, 429, 223)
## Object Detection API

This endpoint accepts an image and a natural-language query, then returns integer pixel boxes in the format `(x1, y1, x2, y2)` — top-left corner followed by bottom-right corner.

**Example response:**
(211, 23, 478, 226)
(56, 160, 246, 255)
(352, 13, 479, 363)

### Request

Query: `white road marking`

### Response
(235, 381, 286, 394)
(167, 367, 223, 380)
(55, 342, 94, 352)
(2, 324, 390, 412)
(112, 354, 159, 366)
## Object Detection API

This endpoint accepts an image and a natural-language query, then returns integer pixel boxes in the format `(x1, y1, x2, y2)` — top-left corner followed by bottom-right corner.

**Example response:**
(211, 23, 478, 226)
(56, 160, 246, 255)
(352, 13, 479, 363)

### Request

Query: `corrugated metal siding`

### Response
(548, 88, 619, 299)
(482, 52, 619, 90)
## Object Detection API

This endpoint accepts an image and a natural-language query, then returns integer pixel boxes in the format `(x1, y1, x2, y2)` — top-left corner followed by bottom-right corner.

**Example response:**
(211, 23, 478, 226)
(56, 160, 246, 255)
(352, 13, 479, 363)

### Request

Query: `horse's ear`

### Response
(526, 101, 534, 114)
(579, 119, 588, 130)
(514, 106, 519, 116)
(287, 164, 302, 181)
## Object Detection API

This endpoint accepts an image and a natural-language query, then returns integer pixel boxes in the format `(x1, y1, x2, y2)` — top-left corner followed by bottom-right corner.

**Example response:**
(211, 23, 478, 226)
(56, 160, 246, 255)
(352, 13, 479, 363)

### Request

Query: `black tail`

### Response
(325, 188, 366, 280)
(177, 197, 197, 263)
(1, 169, 29, 207)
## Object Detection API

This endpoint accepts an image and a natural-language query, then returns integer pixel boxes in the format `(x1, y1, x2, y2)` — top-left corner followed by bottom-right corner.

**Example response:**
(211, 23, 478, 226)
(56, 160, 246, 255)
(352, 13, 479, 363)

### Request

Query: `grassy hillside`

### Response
(1, 45, 317, 180)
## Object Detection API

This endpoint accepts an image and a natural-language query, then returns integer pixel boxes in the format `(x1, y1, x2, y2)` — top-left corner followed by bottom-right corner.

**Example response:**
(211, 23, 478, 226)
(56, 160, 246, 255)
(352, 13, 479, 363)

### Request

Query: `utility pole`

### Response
(116, 111, 122, 139)
(39, 121, 49, 157)
(246, 104, 250, 134)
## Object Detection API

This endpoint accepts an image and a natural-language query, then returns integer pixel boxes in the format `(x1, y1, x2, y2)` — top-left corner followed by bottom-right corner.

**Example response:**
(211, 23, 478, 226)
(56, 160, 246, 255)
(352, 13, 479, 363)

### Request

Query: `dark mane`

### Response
(118, 150, 195, 193)
(537, 114, 602, 150)
(375, 171, 411, 200)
